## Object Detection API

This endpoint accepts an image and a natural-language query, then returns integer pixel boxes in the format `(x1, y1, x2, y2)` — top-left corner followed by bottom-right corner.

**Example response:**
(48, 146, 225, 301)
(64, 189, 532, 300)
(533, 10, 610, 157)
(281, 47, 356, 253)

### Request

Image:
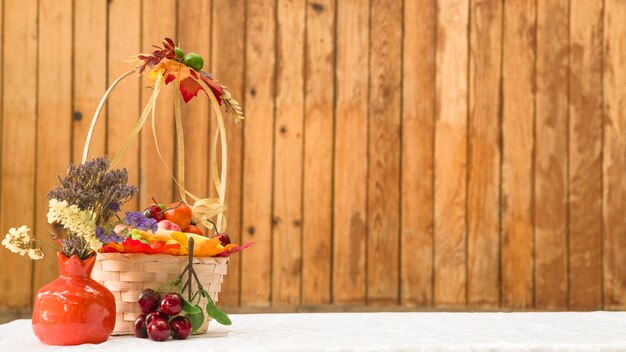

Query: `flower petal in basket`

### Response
(216, 242, 255, 257)
(102, 238, 181, 255)
(171, 232, 224, 257)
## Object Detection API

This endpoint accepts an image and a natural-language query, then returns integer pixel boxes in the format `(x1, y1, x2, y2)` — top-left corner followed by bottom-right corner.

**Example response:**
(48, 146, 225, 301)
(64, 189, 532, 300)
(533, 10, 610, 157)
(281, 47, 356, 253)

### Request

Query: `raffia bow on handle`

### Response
(81, 41, 243, 234)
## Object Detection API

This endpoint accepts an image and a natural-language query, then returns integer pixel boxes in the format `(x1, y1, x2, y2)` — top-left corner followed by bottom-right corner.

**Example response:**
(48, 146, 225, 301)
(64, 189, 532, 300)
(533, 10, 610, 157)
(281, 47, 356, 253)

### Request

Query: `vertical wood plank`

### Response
(501, 0, 536, 309)
(401, 0, 435, 307)
(367, 0, 402, 305)
(178, 0, 211, 201)
(333, 0, 369, 305)
(467, 0, 502, 308)
(211, 0, 246, 308)
(140, 0, 176, 205)
(33, 0, 73, 290)
(568, 0, 603, 310)
(603, 0, 626, 310)
(302, 0, 335, 306)
(73, 0, 107, 162)
(272, 0, 305, 306)
(241, 0, 276, 307)
(108, 0, 141, 211)
(534, 0, 569, 310)
(434, 0, 469, 308)
(0, 0, 37, 308)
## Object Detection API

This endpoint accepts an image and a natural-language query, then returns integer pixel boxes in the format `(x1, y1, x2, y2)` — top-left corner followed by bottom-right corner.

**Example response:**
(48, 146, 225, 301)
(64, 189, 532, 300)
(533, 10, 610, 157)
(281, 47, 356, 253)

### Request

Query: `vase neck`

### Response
(57, 252, 96, 277)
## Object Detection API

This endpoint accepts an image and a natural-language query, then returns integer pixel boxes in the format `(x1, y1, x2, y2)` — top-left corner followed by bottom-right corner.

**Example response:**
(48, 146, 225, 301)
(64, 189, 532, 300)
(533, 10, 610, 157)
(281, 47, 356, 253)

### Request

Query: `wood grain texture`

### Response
(0, 0, 37, 308)
(367, 0, 402, 306)
(401, 0, 435, 307)
(211, 0, 246, 308)
(603, 0, 626, 310)
(178, 0, 211, 200)
(332, 0, 369, 305)
(501, 0, 536, 309)
(568, 0, 603, 310)
(73, 0, 107, 162)
(33, 0, 73, 290)
(467, 0, 502, 308)
(140, 0, 176, 205)
(534, 0, 569, 310)
(272, 0, 305, 306)
(1, 0, 626, 314)
(302, 0, 335, 306)
(434, 0, 469, 308)
(240, 0, 276, 307)
(108, 0, 141, 211)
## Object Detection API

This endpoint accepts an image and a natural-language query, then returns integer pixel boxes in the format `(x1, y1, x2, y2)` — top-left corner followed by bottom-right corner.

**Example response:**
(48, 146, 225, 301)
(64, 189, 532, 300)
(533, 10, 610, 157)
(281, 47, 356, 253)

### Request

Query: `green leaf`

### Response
(206, 300, 232, 326)
(182, 299, 202, 315)
(187, 304, 205, 333)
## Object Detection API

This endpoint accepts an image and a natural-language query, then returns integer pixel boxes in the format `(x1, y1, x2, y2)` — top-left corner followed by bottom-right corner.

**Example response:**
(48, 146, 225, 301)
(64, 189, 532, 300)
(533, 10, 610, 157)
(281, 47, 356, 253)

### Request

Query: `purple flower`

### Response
(108, 202, 121, 212)
(125, 211, 158, 232)
(96, 227, 126, 244)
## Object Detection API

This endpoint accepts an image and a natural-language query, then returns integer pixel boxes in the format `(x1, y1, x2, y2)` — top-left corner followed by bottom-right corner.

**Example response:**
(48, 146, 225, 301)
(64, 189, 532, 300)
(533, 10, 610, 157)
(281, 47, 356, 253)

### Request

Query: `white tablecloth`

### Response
(1, 312, 626, 351)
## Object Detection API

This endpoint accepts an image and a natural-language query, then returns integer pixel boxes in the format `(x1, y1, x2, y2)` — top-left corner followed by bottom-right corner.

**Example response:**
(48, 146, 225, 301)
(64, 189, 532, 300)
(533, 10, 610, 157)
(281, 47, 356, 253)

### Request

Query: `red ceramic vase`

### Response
(32, 252, 115, 345)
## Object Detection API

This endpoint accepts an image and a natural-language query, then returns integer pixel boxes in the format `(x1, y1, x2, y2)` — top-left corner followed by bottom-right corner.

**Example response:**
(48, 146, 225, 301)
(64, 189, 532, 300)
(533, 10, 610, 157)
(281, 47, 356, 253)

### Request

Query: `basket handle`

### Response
(81, 69, 228, 233)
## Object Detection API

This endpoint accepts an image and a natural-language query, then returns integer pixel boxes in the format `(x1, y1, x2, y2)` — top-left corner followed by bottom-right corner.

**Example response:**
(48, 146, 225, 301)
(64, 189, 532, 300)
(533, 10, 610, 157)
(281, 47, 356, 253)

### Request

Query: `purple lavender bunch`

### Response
(124, 212, 158, 233)
(48, 156, 138, 227)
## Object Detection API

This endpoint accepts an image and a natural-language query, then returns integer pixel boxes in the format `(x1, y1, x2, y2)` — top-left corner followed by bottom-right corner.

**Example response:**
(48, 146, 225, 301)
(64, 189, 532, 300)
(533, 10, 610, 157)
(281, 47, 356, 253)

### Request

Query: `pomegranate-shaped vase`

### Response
(32, 252, 115, 345)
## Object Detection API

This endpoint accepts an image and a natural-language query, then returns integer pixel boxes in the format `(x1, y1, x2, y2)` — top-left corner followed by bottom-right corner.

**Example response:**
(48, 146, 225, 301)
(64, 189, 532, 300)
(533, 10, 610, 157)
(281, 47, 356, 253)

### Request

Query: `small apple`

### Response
(163, 201, 193, 230)
(183, 225, 205, 236)
(144, 204, 166, 222)
(157, 220, 181, 232)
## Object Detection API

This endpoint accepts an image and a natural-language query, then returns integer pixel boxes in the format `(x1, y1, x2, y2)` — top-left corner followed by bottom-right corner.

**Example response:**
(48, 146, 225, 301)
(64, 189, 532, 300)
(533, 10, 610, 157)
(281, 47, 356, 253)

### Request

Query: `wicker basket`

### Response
(91, 252, 228, 335)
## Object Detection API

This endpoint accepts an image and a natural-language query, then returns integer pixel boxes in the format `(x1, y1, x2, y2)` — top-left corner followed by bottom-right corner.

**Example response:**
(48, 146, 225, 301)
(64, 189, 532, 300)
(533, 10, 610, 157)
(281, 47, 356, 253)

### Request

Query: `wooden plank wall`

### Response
(0, 0, 625, 317)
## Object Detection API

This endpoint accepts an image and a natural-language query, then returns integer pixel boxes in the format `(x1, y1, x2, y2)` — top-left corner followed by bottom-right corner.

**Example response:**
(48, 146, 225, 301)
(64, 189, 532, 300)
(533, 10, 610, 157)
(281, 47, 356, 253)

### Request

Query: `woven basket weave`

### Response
(91, 252, 228, 335)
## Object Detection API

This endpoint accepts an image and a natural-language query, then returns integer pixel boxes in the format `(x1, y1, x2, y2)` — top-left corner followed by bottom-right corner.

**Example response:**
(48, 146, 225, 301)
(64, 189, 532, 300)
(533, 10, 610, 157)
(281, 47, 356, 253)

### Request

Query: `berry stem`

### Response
(158, 200, 184, 215)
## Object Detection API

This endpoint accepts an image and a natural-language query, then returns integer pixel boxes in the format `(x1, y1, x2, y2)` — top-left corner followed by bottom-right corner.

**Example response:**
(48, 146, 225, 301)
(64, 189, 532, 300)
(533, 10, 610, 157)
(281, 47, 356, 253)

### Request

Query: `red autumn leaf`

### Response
(101, 243, 123, 253)
(215, 242, 255, 257)
(165, 74, 176, 85)
(163, 37, 175, 51)
(179, 77, 204, 103)
(120, 238, 152, 253)
(198, 71, 224, 105)
(149, 241, 181, 255)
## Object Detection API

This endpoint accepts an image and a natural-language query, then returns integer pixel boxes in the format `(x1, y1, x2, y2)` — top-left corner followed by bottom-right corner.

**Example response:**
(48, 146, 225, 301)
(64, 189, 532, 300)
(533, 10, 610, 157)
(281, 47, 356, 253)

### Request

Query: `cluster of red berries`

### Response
(135, 289, 192, 341)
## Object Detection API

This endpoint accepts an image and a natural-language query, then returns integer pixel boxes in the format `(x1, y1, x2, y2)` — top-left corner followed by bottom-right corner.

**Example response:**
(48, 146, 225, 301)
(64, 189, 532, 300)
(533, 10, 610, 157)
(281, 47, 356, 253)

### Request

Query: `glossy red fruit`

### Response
(146, 204, 166, 222)
(211, 233, 231, 246)
(134, 314, 148, 338)
(138, 288, 161, 314)
(145, 311, 169, 326)
(170, 316, 192, 340)
(160, 293, 183, 316)
(147, 318, 171, 342)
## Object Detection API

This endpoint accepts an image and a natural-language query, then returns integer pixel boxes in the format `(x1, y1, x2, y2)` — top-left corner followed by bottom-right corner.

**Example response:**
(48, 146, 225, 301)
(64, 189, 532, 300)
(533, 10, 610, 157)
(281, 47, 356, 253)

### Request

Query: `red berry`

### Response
(160, 293, 183, 316)
(170, 316, 192, 340)
(211, 233, 231, 246)
(134, 314, 148, 338)
(138, 288, 161, 314)
(145, 311, 169, 326)
(147, 318, 171, 342)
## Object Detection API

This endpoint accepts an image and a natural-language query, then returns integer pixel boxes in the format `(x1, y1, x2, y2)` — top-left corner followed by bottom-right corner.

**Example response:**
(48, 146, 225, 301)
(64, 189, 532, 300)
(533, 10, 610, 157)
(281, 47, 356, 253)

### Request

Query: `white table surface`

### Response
(1, 312, 626, 351)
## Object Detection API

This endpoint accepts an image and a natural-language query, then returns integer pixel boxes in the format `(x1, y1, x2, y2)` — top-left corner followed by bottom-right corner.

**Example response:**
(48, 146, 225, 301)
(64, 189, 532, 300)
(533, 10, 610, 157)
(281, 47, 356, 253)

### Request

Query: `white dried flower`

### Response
(2, 226, 32, 256)
(28, 248, 44, 260)
(47, 199, 99, 251)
